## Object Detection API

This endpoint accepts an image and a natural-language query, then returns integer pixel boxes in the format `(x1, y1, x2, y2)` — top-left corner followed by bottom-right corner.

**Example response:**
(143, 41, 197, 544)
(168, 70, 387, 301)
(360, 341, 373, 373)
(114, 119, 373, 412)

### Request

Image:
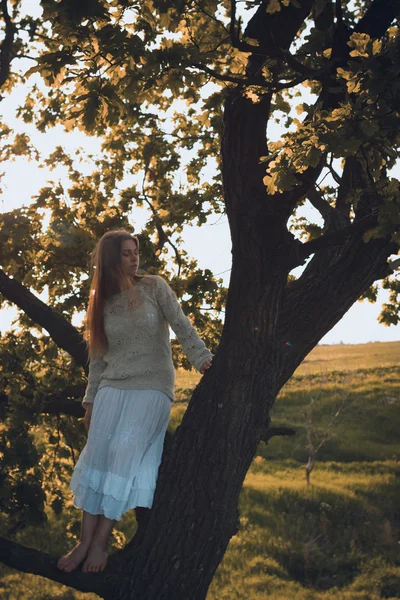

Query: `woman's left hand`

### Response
(200, 355, 214, 374)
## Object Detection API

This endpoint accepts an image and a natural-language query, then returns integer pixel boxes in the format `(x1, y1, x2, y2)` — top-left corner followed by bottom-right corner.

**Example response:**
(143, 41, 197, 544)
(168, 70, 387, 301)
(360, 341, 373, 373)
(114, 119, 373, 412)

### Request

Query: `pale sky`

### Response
(0, 3, 399, 345)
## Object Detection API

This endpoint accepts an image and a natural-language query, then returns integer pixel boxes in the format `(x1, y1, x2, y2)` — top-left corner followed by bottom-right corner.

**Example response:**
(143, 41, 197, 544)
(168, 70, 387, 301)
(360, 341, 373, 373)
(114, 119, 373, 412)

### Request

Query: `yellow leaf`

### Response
(372, 39, 382, 55)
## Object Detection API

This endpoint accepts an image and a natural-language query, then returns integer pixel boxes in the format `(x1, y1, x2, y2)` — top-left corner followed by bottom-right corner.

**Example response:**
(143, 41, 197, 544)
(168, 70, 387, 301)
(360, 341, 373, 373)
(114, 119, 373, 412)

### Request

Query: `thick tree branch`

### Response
(308, 187, 349, 231)
(313, 0, 334, 32)
(244, 0, 314, 54)
(0, 537, 115, 596)
(379, 256, 400, 278)
(276, 233, 396, 399)
(0, 269, 88, 370)
(0, 385, 86, 416)
(355, 0, 399, 37)
(229, 0, 318, 77)
(41, 387, 86, 416)
(297, 214, 377, 263)
(0, 0, 15, 90)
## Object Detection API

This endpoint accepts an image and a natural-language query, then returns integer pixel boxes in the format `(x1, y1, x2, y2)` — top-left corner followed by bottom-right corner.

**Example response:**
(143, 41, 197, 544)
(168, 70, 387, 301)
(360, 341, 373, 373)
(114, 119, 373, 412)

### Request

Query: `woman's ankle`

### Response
(88, 538, 109, 552)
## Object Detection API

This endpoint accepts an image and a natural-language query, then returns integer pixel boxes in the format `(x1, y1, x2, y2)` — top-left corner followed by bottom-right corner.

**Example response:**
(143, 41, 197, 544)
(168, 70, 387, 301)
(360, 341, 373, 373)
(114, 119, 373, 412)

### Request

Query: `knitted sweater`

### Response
(81, 275, 212, 408)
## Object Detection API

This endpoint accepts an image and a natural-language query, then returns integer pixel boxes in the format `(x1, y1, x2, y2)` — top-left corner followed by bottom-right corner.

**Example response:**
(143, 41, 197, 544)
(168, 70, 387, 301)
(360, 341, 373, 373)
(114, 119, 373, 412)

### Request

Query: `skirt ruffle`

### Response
(70, 386, 171, 521)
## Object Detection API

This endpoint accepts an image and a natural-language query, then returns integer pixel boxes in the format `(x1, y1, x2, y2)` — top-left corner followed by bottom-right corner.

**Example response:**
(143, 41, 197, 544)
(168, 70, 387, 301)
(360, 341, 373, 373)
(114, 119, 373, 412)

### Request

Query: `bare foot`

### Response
(82, 544, 108, 573)
(57, 540, 90, 572)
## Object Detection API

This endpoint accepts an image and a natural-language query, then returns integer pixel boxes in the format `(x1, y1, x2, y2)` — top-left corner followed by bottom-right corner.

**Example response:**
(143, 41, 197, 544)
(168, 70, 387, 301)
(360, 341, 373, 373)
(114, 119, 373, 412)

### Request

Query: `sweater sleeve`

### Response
(155, 276, 213, 371)
(81, 352, 107, 409)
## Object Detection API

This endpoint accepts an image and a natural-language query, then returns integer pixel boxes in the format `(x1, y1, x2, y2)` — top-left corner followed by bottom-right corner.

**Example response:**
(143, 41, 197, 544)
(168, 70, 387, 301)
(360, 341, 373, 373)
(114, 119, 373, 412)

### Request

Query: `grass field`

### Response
(1, 341, 399, 599)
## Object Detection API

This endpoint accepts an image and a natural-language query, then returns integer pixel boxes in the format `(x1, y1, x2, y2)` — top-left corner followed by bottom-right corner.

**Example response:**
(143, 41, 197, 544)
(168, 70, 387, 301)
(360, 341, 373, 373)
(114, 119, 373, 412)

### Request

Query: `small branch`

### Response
(268, 30, 320, 77)
(190, 62, 259, 86)
(189, 62, 315, 92)
(193, 0, 229, 34)
(42, 414, 68, 495)
(59, 415, 78, 467)
(328, 154, 342, 186)
(141, 166, 183, 276)
(388, 257, 400, 271)
(308, 187, 339, 223)
(336, 0, 343, 23)
(305, 392, 348, 484)
(198, 306, 225, 313)
(305, 406, 315, 485)
(0, 537, 114, 596)
(259, 426, 296, 444)
(308, 187, 350, 232)
(229, 0, 237, 43)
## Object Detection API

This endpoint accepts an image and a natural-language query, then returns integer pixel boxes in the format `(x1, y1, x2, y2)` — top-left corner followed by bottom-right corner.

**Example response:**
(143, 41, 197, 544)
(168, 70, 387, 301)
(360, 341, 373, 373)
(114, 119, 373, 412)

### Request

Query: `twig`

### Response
(305, 392, 348, 485)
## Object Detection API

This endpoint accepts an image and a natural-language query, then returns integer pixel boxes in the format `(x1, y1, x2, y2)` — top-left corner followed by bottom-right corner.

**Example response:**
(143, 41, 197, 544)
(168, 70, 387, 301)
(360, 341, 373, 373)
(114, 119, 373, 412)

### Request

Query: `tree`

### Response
(0, 0, 399, 598)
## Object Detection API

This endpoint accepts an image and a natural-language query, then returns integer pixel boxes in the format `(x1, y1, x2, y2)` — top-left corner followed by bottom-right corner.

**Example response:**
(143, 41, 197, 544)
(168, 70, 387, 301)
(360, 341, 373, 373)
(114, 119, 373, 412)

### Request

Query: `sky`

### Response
(0, 2, 399, 345)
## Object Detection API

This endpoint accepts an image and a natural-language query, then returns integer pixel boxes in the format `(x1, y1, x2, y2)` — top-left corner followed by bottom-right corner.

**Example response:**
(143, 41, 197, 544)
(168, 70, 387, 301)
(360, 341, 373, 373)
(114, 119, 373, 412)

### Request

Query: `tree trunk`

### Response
(108, 91, 289, 600)
(104, 90, 396, 600)
(1, 91, 396, 600)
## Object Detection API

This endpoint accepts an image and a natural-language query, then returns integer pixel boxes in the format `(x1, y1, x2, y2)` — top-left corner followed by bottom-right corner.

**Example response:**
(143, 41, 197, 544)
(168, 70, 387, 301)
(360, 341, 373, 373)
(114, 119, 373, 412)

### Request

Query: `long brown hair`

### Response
(84, 229, 140, 360)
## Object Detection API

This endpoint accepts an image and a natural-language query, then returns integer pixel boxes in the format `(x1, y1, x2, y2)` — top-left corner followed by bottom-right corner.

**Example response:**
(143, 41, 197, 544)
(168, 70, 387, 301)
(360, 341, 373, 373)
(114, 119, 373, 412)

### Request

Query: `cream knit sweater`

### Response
(81, 275, 212, 408)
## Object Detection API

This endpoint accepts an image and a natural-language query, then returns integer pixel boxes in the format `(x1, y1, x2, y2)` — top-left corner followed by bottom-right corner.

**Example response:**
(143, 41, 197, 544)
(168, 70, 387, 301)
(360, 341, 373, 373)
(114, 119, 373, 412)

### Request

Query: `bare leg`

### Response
(57, 511, 100, 572)
(82, 514, 117, 573)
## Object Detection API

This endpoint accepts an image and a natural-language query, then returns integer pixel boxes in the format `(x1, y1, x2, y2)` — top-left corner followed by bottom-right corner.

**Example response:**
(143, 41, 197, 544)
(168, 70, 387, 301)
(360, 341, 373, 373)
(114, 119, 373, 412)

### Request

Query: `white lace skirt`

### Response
(70, 386, 172, 521)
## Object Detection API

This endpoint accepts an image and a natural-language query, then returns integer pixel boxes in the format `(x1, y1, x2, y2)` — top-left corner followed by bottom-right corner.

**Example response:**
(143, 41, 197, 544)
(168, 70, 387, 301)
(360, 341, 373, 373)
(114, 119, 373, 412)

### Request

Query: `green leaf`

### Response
(304, 146, 322, 168)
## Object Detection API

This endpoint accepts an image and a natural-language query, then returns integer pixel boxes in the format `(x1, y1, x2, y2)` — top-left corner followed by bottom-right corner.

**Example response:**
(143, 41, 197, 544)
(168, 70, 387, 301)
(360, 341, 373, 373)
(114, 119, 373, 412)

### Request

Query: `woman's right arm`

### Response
(82, 353, 106, 431)
(81, 353, 107, 410)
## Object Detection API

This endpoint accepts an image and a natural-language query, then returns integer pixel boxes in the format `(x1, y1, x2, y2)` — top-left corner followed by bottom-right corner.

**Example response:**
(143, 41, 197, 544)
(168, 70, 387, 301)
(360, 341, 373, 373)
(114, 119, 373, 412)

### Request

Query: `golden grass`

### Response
(295, 341, 400, 374)
(1, 341, 399, 599)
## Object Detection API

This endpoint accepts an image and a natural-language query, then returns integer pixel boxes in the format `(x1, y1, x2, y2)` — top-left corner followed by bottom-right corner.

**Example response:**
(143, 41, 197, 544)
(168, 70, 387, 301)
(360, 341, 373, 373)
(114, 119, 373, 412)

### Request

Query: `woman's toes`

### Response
(82, 546, 108, 573)
(82, 558, 90, 572)
(57, 541, 89, 572)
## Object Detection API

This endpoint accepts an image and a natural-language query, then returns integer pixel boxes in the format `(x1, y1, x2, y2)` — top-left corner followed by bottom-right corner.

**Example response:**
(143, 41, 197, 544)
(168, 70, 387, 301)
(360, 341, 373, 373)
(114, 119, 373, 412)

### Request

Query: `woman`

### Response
(57, 229, 213, 574)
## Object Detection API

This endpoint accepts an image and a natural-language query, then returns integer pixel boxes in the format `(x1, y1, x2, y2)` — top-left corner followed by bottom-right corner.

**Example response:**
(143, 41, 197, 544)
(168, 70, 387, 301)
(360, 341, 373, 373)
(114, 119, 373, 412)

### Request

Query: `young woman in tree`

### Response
(57, 229, 213, 574)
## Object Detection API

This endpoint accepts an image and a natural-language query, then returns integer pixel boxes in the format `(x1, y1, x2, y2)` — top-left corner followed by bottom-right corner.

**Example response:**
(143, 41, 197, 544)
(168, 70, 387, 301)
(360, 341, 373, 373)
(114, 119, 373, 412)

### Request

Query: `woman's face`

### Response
(120, 239, 139, 278)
